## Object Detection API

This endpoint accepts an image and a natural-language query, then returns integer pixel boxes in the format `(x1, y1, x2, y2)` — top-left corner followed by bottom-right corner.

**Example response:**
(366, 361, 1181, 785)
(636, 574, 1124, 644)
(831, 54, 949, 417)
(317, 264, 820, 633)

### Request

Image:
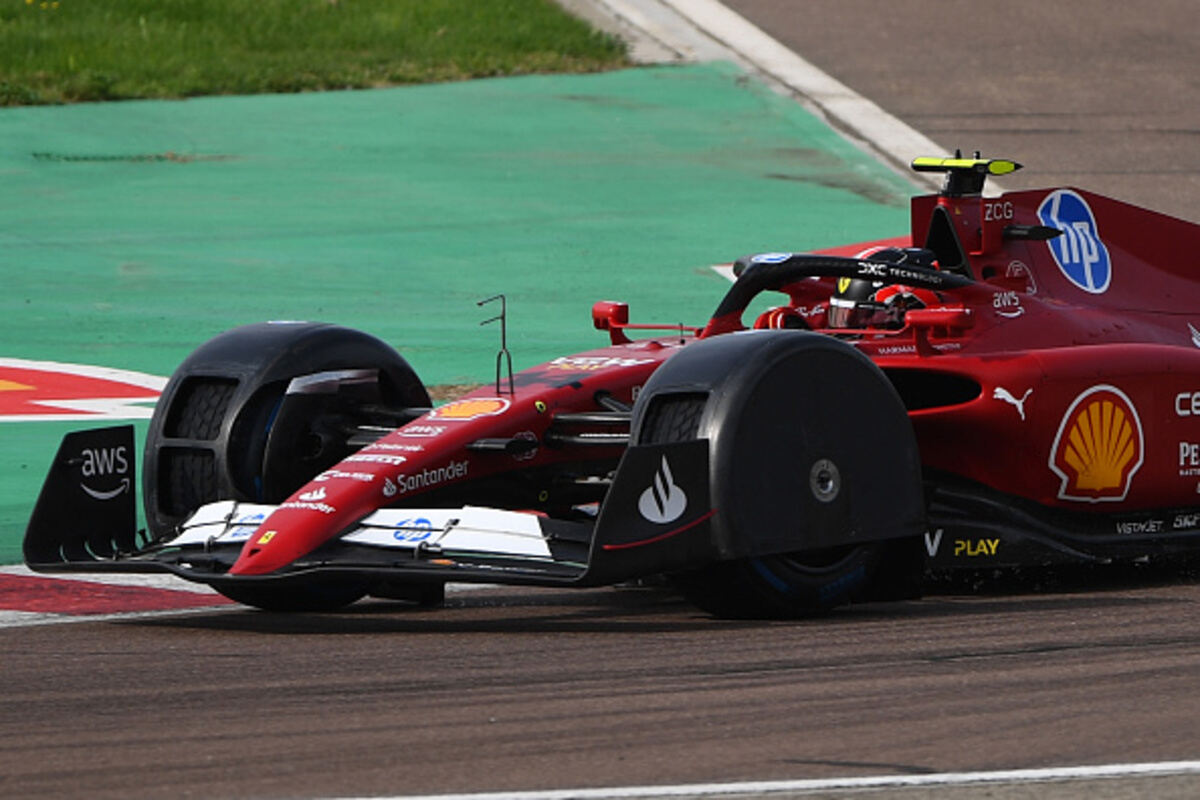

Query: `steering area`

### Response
(701, 251, 972, 338)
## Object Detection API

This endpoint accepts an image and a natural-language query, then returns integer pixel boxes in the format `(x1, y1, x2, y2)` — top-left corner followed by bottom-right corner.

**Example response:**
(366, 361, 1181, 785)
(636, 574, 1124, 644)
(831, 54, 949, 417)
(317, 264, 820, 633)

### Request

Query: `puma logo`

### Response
(993, 386, 1033, 421)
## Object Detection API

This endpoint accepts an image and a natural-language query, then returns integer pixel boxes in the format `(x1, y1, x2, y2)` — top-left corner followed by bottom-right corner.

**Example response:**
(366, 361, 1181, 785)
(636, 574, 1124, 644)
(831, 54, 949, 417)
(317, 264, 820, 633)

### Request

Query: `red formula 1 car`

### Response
(24, 156, 1200, 617)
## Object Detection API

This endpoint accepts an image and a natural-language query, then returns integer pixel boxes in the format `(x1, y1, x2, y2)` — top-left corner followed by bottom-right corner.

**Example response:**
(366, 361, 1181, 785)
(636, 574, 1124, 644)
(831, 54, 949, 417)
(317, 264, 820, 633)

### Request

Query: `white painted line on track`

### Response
(1, 565, 490, 596)
(0, 564, 219, 593)
(0, 606, 233, 629)
(0, 357, 167, 391)
(654, 0, 946, 183)
(336, 761, 1200, 800)
(0, 357, 165, 421)
(576, 0, 735, 63)
(0, 566, 500, 629)
(587, 0, 1006, 192)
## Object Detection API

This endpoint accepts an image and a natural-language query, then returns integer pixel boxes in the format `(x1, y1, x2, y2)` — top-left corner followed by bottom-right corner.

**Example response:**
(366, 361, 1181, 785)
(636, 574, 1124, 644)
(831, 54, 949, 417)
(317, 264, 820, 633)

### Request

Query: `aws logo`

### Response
(78, 445, 131, 501)
(1049, 385, 1143, 502)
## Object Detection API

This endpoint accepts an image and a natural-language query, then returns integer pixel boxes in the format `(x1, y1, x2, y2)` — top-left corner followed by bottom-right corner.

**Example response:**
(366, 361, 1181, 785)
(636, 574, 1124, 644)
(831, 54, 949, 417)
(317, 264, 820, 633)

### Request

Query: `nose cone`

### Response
(227, 486, 355, 576)
(229, 525, 295, 575)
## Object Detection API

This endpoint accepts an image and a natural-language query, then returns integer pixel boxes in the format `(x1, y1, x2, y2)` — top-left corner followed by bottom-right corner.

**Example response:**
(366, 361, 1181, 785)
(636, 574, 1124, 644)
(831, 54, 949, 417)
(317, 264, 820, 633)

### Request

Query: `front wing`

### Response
(22, 426, 723, 593)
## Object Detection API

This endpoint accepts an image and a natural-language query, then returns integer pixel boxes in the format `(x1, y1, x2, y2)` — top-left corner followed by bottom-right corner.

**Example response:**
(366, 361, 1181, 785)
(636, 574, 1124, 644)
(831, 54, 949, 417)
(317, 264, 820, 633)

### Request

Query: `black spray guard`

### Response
(586, 331, 926, 584)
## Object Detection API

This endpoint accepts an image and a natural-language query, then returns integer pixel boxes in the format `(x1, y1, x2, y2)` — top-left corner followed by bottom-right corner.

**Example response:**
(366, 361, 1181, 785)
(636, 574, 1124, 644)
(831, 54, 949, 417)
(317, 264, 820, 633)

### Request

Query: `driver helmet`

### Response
(828, 276, 882, 328)
(828, 247, 940, 329)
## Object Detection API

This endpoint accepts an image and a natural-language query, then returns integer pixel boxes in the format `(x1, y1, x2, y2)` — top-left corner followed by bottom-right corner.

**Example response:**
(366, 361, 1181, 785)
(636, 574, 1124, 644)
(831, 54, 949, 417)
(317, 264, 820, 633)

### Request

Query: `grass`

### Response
(0, 0, 628, 105)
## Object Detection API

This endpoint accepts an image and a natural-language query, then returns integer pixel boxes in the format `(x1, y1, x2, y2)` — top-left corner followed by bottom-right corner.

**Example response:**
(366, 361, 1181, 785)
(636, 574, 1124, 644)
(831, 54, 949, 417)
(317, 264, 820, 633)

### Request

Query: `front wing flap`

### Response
(21, 425, 599, 589)
(30, 497, 597, 588)
(23, 426, 724, 593)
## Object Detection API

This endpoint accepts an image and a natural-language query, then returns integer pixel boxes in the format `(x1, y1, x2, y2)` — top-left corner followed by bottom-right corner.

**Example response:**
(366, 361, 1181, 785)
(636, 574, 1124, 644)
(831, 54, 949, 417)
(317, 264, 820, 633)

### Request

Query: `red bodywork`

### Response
(230, 344, 677, 574)
(233, 174, 1200, 575)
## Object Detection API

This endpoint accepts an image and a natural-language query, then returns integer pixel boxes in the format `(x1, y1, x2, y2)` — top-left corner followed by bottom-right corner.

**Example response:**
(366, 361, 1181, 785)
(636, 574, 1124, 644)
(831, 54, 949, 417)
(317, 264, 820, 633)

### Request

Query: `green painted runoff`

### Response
(0, 63, 914, 561)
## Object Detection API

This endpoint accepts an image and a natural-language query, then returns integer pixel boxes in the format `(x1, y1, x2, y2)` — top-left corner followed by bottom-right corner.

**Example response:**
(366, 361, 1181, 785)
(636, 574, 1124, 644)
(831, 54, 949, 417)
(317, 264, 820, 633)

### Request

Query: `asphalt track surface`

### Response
(721, 0, 1200, 221)
(6, 573, 1200, 799)
(7, 3, 1200, 799)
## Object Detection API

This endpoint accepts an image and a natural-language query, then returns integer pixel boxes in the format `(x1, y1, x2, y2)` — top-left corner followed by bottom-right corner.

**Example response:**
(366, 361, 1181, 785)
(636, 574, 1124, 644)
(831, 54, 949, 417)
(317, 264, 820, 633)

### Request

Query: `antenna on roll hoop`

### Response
(478, 294, 514, 396)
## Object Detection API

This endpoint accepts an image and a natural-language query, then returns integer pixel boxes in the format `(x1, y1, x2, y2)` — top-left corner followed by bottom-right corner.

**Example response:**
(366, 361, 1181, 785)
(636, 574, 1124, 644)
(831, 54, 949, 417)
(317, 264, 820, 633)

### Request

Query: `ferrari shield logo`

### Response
(1049, 385, 1143, 502)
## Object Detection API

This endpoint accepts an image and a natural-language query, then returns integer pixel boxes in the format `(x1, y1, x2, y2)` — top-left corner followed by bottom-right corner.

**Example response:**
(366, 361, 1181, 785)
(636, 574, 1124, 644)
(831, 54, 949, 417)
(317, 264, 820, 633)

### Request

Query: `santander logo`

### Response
(638, 457, 687, 524)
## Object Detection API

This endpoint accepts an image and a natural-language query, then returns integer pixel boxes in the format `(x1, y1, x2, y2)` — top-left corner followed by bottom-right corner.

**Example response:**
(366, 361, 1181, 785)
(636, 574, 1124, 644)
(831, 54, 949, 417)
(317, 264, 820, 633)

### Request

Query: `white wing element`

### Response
(169, 501, 553, 559)
(345, 507, 552, 558)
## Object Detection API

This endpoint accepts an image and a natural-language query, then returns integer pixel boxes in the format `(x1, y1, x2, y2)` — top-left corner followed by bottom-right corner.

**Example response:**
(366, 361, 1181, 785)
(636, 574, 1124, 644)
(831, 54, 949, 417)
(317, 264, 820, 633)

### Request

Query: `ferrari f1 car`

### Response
(24, 155, 1200, 617)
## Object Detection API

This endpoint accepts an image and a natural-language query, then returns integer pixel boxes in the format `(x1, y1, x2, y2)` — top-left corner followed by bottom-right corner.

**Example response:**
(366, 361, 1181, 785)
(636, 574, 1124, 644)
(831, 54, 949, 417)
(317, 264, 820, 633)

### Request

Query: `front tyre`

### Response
(217, 579, 368, 613)
(144, 322, 432, 613)
(631, 332, 925, 618)
(674, 542, 910, 619)
(144, 321, 430, 538)
(650, 390, 889, 618)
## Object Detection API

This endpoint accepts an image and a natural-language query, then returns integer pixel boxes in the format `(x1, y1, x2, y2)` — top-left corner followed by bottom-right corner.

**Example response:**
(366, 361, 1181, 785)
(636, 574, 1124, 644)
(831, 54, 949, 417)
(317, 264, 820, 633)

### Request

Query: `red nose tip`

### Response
(229, 530, 290, 575)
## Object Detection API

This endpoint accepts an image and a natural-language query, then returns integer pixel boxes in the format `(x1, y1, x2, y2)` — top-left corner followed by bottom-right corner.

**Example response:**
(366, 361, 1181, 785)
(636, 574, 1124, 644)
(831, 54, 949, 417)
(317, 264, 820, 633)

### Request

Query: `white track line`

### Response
(0, 564, 218, 592)
(593, 0, 967, 190)
(657, 0, 945, 180)
(0, 567, 498, 629)
(338, 761, 1200, 800)
(1, 566, 489, 596)
(0, 606, 232, 629)
(0, 357, 165, 421)
(0, 357, 167, 391)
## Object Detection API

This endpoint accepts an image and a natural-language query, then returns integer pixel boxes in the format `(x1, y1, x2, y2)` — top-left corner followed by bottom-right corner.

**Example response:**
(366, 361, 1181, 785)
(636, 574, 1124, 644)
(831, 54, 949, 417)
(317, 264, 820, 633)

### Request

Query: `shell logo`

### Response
(429, 397, 511, 421)
(1049, 385, 1143, 502)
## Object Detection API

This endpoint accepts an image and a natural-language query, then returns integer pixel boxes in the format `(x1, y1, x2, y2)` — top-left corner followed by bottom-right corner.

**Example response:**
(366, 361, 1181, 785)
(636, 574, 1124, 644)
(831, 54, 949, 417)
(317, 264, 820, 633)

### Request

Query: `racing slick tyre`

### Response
(633, 331, 924, 618)
(142, 322, 433, 612)
(215, 578, 371, 613)
(671, 541, 910, 619)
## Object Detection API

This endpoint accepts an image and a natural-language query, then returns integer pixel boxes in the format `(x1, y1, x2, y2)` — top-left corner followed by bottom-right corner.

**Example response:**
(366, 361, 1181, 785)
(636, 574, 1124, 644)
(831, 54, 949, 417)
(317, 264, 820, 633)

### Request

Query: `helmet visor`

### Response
(828, 297, 886, 328)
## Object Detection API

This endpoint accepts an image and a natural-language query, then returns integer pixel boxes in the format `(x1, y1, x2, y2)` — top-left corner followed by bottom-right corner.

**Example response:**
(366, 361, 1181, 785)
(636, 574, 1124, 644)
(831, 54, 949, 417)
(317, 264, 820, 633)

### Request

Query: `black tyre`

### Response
(144, 321, 430, 536)
(143, 322, 432, 612)
(673, 543, 896, 619)
(632, 333, 923, 618)
(639, 393, 883, 617)
(370, 580, 447, 607)
(217, 579, 369, 613)
(153, 380, 234, 527)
